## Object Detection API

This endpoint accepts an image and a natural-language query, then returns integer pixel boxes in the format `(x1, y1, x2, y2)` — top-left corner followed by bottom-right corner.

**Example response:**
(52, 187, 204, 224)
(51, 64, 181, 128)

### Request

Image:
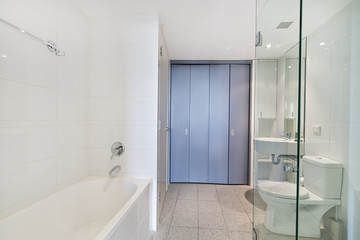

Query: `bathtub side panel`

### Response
(139, 186, 150, 240)
(108, 203, 139, 240)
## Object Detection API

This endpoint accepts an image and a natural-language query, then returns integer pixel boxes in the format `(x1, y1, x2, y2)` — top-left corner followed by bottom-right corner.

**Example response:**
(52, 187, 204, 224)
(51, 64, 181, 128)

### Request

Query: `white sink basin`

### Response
(255, 137, 304, 155)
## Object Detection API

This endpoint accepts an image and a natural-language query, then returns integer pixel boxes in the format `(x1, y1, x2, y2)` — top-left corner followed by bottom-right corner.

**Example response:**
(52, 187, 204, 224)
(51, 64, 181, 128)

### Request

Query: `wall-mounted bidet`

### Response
(257, 156, 343, 238)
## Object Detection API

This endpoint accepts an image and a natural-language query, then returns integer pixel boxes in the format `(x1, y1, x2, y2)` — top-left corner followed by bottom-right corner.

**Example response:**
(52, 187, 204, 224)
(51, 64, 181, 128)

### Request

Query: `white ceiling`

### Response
(70, 0, 256, 60)
(256, 0, 352, 59)
(70, 0, 351, 60)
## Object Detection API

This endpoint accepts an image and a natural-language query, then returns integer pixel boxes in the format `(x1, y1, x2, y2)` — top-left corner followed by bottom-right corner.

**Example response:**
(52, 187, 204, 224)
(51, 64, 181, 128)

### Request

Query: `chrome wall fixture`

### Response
(110, 142, 125, 159)
(0, 18, 65, 56)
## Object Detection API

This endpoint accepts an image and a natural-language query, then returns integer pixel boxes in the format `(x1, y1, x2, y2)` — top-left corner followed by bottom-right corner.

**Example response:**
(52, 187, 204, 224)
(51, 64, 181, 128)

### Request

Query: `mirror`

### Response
(282, 39, 306, 140)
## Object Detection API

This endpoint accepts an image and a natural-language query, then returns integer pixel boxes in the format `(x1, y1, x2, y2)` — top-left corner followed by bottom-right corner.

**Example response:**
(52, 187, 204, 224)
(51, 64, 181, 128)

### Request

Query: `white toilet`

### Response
(257, 156, 343, 238)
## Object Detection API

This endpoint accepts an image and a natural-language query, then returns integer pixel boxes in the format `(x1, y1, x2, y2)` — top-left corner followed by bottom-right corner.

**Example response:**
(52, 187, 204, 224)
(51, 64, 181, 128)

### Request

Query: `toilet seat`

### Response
(258, 181, 309, 200)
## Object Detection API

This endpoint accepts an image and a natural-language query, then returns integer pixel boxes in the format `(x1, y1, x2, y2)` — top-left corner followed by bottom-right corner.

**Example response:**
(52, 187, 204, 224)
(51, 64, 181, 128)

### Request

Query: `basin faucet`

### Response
(109, 165, 121, 177)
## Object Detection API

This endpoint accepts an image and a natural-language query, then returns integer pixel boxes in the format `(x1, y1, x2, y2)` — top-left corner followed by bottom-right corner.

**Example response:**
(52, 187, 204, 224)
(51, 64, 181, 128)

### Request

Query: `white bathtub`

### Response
(0, 176, 151, 240)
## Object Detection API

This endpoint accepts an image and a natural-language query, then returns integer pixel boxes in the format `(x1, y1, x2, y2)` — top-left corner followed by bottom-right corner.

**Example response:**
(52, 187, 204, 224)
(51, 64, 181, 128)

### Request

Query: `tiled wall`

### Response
(0, 0, 89, 217)
(88, 14, 159, 229)
(304, 1, 360, 238)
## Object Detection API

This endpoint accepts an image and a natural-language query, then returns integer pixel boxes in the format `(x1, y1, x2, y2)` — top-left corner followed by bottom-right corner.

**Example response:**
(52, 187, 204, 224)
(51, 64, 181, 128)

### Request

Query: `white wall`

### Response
(304, 1, 360, 238)
(88, 14, 159, 230)
(0, 0, 89, 218)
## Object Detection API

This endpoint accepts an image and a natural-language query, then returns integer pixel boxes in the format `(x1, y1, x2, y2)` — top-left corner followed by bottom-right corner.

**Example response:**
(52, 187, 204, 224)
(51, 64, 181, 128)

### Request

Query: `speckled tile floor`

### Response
(150, 183, 254, 240)
(150, 183, 331, 240)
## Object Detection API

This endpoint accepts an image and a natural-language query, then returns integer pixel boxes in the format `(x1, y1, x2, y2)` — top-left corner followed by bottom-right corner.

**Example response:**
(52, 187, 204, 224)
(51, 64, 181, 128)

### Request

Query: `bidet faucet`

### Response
(109, 165, 121, 176)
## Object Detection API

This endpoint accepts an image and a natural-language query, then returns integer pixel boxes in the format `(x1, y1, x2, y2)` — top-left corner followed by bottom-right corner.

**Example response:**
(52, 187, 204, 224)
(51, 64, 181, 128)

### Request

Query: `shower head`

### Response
(46, 41, 66, 56)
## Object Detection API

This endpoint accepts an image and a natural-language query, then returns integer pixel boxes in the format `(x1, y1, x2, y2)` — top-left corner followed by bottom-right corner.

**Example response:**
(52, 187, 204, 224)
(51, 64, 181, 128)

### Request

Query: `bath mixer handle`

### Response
(110, 142, 125, 159)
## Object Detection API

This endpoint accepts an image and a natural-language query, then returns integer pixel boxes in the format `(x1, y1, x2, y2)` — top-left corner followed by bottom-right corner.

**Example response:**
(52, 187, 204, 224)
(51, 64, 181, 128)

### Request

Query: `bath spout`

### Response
(109, 165, 121, 177)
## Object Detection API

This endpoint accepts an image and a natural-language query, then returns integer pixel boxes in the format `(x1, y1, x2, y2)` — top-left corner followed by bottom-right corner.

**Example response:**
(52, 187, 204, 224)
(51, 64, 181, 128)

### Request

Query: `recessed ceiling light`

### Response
(288, 66, 292, 69)
(319, 42, 325, 46)
(1, 54, 7, 58)
(20, 29, 25, 33)
(265, 44, 272, 49)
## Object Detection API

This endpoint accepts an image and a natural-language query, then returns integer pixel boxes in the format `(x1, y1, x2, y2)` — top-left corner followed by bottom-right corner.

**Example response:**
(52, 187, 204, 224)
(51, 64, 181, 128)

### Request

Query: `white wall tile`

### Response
(329, 126, 350, 157)
(120, 123, 157, 150)
(89, 97, 120, 121)
(121, 149, 157, 175)
(90, 45, 119, 72)
(349, 128, 360, 158)
(0, 157, 56, 213)
(89, 71, 119, 97)
(331, 36, 351, 70)
(88, 148, 110, 173)
(307, 46, 331, 76)
(0, 128, 27, 169)
(0, 0, 57, 41)
(350, 59, 360, 96)
(119, 70, 158, 97)
(349, 93, 360, 128)
(0, 33, 57, 89)
(26, 126, 57, 162)
(0, 0, 90, 219)
(305, 3, 360, 239)
(88, 15, 159, 229)
(0, 80, 57, 121)
(57, 150, 87, 184)
(306, 72, 331, 102)
(121, 97, 157, 122)
(58, 124, 87, 154)
(57, 61, 88, 96)
(57, 93, 88, 121)
(118, 44, 157, 70)
(27, 86, 57, 121)
(57, 0, 89, 68)
(118, 15, 159, 44)
(0, 31, 27, 82)
(26, 52, 56, 90)
(305, 99, 330, 124)
(305, 124, 330, 158)
(88, 124, 121, 148)
(0, 125, 57, 170)
(329, 96, 350, 125)
(90, 18, 121, 45)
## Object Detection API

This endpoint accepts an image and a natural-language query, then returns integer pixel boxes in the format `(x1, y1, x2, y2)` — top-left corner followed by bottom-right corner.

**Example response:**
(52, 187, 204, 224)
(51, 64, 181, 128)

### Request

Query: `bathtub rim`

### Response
(0, 175, 151, 240)
(93, 175, 151, 240)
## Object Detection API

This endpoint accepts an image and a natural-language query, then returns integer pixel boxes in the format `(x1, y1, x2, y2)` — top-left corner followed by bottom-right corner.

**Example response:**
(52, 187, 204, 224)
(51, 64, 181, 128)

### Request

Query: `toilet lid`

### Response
(258, 181, 309, 200)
